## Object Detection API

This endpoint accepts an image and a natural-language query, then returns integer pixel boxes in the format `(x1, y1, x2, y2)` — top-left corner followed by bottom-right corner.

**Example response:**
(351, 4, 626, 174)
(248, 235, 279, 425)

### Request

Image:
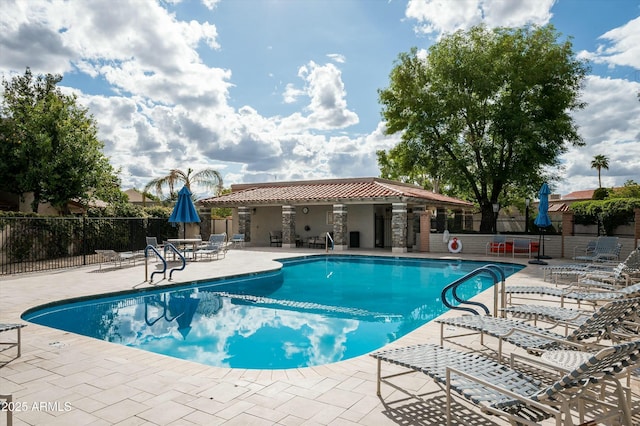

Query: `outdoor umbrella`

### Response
(168, 186, 201, 239)
(529, 182, 552, 265)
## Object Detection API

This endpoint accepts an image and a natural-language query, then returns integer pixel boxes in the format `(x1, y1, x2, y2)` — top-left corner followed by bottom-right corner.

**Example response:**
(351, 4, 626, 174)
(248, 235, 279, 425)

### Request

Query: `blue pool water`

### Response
(23, 255, 522, 369)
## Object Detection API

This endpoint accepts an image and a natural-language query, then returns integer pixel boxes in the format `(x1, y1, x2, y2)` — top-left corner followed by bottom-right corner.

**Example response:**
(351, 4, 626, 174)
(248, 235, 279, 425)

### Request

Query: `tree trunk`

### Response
(479, 203, 496, 233)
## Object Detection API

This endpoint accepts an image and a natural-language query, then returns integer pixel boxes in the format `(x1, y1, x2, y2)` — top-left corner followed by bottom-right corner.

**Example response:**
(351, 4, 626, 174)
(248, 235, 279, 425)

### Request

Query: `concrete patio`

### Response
(1, 248, 638, 425)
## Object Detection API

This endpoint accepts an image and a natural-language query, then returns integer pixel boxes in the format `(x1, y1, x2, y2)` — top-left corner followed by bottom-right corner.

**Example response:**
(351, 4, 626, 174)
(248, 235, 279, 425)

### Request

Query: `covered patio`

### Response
(200, 177, 474, 253)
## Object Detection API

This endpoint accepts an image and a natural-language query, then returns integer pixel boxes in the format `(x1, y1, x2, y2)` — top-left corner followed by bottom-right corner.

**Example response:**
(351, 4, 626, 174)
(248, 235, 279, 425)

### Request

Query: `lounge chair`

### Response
(573, 236, 621, 262)
(95, 249, 144, 269)
(505, 281, 640, 308)
(372, 341, 640, 426)
(437, 297, 640, 359)
(269, 231, 282, 247)
(485, 235, 507, 256)
(0, 323, 26, 366)
(196, 233, 228, 260)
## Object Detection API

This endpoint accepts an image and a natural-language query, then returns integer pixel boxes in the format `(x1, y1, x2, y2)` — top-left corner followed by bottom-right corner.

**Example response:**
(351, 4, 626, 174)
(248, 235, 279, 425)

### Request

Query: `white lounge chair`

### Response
(372, 341, 640, 426)
(196, 233, 228, 260)
(437, 297, 640, 359)
(95, 249, 144, 269)
(573, 236, 621, 262)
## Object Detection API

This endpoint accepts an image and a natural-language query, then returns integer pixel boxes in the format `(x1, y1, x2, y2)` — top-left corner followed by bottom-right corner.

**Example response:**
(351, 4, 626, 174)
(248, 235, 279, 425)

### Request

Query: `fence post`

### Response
(635, 208, 640, 249)
(82, 216, 87, 265)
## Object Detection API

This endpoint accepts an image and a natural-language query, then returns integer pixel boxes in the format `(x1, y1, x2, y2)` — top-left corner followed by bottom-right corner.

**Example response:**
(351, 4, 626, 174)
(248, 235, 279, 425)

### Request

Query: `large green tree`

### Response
(0, 68, 121, 213)
(144, 167, 223, 202)
(378, 25, 588, 232)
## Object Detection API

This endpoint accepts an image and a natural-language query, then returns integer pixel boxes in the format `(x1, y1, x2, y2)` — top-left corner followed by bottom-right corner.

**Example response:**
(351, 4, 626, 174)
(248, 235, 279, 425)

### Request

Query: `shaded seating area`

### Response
(372, 341, 640, 426)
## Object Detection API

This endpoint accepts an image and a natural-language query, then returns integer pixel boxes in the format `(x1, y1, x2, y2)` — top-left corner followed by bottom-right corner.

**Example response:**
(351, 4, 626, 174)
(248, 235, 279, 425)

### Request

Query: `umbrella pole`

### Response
(539, 227, 552, 259)
(528, 228, 547, 265)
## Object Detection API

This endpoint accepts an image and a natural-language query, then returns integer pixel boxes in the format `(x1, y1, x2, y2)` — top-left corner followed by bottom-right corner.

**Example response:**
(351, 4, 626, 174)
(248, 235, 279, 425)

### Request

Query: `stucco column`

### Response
(412, 206, 425, 251)
(333, 204, 348, 251)
(282, 205, 296, 248)
(561, 211, 574, 258)
(237, 206, 251, 243)
(419, 210, 432, 252)
(391, 203, 407, 253)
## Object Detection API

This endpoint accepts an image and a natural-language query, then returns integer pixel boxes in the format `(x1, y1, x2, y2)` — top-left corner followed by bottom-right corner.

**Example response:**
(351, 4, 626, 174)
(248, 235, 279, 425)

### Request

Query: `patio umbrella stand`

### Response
(529, 183, 552, 265)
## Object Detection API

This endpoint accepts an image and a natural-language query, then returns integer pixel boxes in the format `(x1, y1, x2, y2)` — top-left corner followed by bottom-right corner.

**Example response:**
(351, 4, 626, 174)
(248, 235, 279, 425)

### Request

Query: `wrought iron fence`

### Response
(0, 217, 179, 275)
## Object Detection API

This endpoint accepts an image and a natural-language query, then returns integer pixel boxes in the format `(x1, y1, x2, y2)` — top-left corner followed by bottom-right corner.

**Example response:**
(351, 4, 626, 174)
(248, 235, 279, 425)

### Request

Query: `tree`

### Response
(590, 154, 609, 188)
(0, 68, 121, 213)
(378, 25, 588, 232)
(144, 168, 223, 201)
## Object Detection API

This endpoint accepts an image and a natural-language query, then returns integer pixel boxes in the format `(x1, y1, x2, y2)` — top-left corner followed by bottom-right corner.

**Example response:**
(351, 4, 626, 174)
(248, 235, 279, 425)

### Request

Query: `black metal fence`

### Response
(0, 217, 179, 275)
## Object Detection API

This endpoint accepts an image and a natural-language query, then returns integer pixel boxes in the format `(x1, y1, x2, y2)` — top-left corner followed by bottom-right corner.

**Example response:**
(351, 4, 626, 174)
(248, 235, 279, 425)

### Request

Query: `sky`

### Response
(1, 0, 639, 200)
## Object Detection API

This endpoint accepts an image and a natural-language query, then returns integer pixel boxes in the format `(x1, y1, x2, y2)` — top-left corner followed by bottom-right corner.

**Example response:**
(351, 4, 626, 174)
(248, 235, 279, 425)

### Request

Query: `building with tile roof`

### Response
(200, 177, 474, 252)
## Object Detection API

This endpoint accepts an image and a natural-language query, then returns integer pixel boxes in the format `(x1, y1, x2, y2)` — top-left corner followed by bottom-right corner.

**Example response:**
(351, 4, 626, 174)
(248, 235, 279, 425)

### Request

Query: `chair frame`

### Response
(0, 323, 26, 367)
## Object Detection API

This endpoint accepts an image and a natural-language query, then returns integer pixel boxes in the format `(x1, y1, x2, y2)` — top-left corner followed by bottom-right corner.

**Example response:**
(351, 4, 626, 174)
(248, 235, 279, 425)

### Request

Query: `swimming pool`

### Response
(23, 255, 523, 369)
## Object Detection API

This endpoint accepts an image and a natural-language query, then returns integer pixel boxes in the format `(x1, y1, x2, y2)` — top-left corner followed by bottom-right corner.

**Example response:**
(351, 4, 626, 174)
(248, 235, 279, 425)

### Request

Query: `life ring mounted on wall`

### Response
(448, 237, 462, 254)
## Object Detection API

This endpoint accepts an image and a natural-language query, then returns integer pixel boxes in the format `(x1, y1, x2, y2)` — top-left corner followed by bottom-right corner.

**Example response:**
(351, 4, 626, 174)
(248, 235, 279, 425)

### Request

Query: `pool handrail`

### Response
(440, 264, 505, 316)
(164, 243, 186, 280)
(325, 232, 334, 253)
(144, 244, 167, 283)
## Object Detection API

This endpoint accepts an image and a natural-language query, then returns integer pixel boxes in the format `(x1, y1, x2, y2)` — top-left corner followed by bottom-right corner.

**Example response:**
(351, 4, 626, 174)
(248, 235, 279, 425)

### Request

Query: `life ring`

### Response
(448, 237, 462, 253)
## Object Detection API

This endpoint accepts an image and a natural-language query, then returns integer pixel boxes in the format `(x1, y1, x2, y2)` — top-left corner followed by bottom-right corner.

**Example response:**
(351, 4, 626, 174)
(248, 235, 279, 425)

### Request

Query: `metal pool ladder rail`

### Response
(325, 232, 334, 252)
(144, 243, 186, 283)
(440, 264, 505, 316)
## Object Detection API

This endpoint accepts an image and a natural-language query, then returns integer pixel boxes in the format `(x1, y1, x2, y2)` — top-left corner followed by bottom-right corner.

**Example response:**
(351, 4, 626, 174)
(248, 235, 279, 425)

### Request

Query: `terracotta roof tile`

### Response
(201, 177, 473, 208)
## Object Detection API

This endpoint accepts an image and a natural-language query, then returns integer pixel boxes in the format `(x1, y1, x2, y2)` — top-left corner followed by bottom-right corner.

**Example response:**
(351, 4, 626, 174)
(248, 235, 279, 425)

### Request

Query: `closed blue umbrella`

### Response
(533, 182, 552, 228)
(169, 186, 201, 239)
(529, 182, 552, 265)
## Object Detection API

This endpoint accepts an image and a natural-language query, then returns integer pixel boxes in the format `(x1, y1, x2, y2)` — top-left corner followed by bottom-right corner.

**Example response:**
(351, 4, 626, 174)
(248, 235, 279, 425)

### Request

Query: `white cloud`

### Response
(405, 0, 555, 36)
(578, 16, 640, 69)
(557, 75, 640, 195)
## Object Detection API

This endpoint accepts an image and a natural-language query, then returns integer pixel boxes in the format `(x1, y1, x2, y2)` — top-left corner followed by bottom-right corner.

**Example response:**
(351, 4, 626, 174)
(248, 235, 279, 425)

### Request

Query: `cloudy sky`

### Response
(1, 0, 639, 199)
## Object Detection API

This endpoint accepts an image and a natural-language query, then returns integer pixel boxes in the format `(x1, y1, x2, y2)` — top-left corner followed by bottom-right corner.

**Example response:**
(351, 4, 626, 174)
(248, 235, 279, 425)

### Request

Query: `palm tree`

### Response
(590, 155, 609, 188)
(143, 168, 223, 202)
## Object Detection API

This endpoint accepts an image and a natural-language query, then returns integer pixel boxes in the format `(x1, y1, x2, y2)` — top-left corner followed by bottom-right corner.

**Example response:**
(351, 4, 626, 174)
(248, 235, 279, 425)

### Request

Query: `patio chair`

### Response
(146, 236, 163, 249)
(371, 341, 640, 426)
(511, 238, 533, 258)
(230, 233, 245, 248)
(0, 323, 26, 367)
(269, 231, 282, 247)
(485, 235, 507, 256)
(573, 236, 621, 262)
(437, 297, 640, 359)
